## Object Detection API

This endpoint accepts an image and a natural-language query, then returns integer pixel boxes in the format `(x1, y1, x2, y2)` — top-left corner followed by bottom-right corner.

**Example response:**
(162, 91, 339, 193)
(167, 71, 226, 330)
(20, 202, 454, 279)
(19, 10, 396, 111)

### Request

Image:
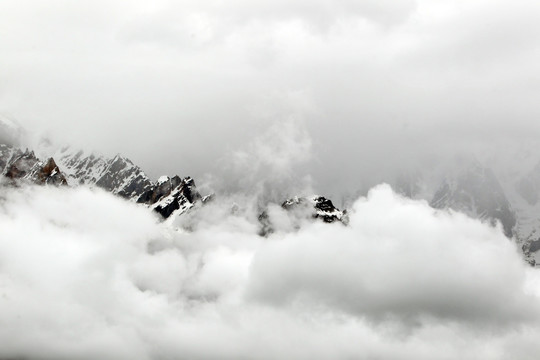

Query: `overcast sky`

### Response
(2, 0, 540, 195)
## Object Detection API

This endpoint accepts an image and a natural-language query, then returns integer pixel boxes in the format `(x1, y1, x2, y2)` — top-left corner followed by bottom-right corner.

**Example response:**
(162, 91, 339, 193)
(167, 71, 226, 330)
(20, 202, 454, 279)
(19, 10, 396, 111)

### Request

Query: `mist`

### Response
(2, 0, 540, 195)
(0, 183, 538, 359)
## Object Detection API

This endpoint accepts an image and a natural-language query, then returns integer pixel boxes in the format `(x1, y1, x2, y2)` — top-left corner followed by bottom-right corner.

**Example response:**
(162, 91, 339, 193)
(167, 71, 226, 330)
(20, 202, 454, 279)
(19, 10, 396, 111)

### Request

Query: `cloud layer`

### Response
(1, 184, 540, 359)
(2, 0, 540, 194)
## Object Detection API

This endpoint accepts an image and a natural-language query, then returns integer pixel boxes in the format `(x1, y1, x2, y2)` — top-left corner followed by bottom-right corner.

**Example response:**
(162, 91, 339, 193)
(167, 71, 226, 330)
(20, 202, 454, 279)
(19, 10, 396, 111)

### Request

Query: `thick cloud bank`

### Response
(1, 184, 540, 359)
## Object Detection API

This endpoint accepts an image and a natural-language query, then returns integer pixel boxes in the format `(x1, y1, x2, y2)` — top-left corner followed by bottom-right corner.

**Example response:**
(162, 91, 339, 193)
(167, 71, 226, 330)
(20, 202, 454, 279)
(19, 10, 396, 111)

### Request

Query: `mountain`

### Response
(5, 120, 540, 265)
(138, 175, 203, 218)
(516, 162, 540, 206)
(429, 160, 516, 238)
(259, 195, 348, 236)
(1, 142, 205, 220)
(282, 195, 348, 224)
(54, 148, 210, 219)
(55, 147, 152, 198)
(0, 144, 22, 173)
(390, 156, 540, 265)
(502, 160, 540, 265)
(3, 149, 67, 185)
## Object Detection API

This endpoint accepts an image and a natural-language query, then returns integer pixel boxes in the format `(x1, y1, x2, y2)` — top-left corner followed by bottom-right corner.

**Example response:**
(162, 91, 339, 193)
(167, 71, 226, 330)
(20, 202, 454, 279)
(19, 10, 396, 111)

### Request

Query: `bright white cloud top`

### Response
(0, 184, 539, 359)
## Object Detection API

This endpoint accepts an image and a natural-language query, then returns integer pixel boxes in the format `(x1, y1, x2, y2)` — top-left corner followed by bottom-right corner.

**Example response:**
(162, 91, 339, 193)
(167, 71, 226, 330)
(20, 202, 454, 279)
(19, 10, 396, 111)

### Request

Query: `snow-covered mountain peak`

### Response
(138, 175, 202, 219)
(54, 146, 152, 198)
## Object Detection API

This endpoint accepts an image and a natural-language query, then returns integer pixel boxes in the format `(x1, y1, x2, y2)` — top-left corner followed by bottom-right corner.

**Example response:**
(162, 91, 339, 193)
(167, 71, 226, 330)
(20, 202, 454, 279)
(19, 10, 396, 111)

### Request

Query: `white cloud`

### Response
(248, 185, 535, 325)
(1, 184, 540, 359)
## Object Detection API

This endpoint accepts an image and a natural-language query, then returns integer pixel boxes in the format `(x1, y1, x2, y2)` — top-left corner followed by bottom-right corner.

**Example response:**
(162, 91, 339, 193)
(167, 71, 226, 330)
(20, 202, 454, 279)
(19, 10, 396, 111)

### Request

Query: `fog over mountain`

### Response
(2, 0, 540, 196)
(3, 1, 540, 359)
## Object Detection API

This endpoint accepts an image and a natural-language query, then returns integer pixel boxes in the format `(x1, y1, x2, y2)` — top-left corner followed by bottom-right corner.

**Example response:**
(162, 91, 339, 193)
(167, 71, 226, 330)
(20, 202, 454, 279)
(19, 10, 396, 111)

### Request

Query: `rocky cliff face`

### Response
(0, 144, 22, 173)
(1, 142, 205, 220)
(282, 195, 348, 224)
(137, 175, 183, 205)
(138, 176, 202, 219)
(55, 147, 152, 199)
(3, 149, 67, 185)
(4, 150, 39, 180)
(35, 158, 68, 185)
(259, 195, 348, 236)
(53, 148, 208, 219)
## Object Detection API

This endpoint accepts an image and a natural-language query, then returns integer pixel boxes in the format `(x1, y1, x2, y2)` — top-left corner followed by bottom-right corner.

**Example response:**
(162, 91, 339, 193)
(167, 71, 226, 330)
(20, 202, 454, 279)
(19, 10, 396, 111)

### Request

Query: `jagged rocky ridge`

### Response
(1, 146, 67, 186)
(0, 140, 205, 219)
(0, 137, 534, 246)
(282, 196, 348, 224)
(55, 147, 153, 199)
(0, 118, 350, 227)
(259, 195, 348, 236)
(55, 148, 208, 219)
(5, 117, 540, 264)
(137, 175, 205, 219)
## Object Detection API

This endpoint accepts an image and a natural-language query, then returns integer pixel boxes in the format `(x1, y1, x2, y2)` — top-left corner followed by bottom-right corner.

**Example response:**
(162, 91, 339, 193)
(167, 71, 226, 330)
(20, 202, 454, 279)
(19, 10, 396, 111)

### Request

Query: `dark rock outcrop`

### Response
(282, 195, 348, 224)
(138, 176, 202, 219)
(4, 150, 40, 180)
(0, 144, 22, 173)
(37, 157, 56, 180)
(35, 158, 68, 185)
(137, 176, 182, 205)
(259, 195, 348, 236)
(3, 150, 67, 186)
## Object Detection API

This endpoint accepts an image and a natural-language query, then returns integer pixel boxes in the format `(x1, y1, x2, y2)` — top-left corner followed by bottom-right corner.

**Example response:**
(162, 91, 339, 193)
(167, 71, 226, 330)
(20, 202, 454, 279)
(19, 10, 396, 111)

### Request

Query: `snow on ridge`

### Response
(157, 175, 170, 184)
(53, 146, 151, 197)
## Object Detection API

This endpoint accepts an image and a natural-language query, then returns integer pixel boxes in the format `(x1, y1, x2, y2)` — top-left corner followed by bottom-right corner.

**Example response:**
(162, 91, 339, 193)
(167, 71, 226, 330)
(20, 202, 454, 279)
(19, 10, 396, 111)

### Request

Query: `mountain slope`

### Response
(282, 195, 348, 224)
(55, 147, 152, 199)
(3, 149, 67, 185)
(138, 176, 203, 218)
(430, 161, 516, 237)
(0, 144, 22, 173)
